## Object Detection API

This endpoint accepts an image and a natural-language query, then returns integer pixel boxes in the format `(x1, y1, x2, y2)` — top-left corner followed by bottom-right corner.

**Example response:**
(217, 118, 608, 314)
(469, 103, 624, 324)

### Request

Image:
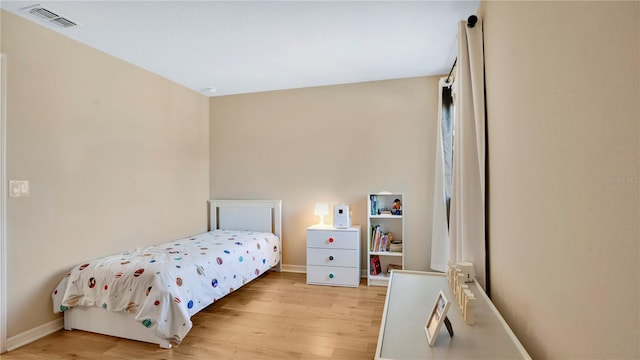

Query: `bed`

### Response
(51, 199, 282, 348)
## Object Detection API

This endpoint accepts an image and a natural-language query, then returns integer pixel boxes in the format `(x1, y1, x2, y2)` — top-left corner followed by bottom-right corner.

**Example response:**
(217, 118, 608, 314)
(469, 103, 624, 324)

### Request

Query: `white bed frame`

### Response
(63, 199, 283, 348)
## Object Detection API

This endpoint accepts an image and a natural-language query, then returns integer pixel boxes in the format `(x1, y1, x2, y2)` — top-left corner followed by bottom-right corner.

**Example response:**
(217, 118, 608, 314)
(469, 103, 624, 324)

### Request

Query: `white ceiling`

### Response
(1, 1, 479, 97)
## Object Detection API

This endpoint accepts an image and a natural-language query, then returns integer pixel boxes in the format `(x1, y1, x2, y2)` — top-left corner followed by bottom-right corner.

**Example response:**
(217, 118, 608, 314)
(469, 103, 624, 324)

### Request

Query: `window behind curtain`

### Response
(441, 86, 454, 223)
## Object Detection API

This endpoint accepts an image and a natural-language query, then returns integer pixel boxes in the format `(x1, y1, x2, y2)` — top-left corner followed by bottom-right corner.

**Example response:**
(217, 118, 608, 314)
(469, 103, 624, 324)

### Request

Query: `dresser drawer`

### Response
(307, 248, 359, 267)
(306, 265, 360, 287)
(307, 230, 359, 249)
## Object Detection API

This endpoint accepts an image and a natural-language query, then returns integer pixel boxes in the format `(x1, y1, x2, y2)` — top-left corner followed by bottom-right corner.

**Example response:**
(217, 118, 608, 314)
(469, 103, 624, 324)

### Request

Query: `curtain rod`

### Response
(445, 58, 457, 85)
(445, 15, 478, 85)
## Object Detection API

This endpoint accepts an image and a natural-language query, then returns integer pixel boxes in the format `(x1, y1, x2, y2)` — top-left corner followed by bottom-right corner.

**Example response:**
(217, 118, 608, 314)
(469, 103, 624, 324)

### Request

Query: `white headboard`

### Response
(208, 200, 282, 238)
(208, 200, 283, 272)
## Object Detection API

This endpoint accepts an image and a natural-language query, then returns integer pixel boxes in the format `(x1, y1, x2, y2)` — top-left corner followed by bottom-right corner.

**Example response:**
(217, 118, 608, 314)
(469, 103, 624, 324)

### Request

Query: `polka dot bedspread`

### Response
(51, 229, 280, 346)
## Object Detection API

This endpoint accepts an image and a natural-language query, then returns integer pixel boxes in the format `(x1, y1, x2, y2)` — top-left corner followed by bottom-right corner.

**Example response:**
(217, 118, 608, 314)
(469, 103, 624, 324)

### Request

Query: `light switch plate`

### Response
(9, 180, 29, 197)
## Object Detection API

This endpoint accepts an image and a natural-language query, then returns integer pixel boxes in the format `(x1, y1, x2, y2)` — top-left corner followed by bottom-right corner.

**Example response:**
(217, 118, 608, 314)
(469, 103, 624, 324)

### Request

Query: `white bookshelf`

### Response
(367, 192, 404, 286)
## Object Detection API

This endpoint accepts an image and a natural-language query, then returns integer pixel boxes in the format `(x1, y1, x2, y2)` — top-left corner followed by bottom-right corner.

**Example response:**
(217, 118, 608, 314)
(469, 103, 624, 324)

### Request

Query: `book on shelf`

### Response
(370, 225, 379, 251)
(370, 195, 378, 216)
(371, 225, 393, 252)
(380, 234, 388, 252)
(370, 255, 382, 275)
(389, 239, 403, 252)
(386, 263, 402, 274)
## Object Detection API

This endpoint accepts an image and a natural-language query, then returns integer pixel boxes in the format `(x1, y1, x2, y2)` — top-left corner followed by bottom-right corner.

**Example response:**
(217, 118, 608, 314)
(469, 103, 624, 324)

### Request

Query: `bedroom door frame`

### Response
(0, 53, 7, 354)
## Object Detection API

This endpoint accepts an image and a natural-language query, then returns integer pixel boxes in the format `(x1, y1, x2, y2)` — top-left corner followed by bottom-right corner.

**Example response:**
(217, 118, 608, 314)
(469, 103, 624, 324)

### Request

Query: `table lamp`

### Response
(314, 203, 329, 227)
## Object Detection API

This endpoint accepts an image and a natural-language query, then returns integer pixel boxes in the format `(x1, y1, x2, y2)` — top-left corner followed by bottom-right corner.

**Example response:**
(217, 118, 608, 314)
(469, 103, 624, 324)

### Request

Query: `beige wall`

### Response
(481, 1, 639, 358)
(210, 77, 440, 272)
(2, 11, 210, 337)
(7, 2, 637, 357)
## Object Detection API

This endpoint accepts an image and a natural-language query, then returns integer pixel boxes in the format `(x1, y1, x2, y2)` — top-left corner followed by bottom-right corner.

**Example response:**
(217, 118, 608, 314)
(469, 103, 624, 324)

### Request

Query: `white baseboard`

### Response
(282, 264, 306, 273)
(6, 318, 63, 352)
(281, 264, 368, 278)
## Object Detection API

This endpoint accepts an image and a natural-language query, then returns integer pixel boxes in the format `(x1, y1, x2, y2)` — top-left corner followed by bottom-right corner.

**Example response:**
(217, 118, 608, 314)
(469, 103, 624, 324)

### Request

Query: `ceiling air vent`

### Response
(29, 7, 59, 20)
(23, 5, 78, 28)
(50, 17, 77, 28)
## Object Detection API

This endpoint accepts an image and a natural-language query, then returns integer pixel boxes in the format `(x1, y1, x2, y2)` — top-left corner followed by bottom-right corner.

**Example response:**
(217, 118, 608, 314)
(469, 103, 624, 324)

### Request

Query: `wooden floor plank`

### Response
(2, 272, 387, 359)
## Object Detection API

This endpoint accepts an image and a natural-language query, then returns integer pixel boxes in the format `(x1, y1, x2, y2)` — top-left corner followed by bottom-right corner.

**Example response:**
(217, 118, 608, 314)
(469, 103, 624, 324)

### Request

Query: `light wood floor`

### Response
(1, 272, 388, 359)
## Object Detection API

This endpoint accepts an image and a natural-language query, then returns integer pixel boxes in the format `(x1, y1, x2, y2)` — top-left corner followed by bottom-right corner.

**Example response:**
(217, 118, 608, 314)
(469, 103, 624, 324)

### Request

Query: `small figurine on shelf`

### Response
(392, 199, 402, 215)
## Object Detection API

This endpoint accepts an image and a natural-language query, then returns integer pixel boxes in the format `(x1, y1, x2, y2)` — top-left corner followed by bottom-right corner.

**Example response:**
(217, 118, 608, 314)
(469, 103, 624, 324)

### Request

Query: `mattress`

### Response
(51, 229, 280, 345)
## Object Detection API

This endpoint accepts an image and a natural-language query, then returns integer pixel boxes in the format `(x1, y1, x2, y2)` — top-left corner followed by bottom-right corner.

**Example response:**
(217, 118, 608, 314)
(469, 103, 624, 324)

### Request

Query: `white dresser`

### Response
(306, 225, 361, 287)
(375, 270, 531, 359)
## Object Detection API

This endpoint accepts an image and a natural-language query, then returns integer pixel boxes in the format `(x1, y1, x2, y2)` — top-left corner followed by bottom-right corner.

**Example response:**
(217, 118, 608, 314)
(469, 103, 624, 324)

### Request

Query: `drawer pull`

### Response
(329, 256, 334, 261)
(328, 237, 334, 243)
(328, 273, 335, 279)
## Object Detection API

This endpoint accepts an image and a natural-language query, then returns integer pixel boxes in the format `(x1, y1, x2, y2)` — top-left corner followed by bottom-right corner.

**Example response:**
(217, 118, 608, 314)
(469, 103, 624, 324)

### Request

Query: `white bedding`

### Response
(51, 229, 280, 346)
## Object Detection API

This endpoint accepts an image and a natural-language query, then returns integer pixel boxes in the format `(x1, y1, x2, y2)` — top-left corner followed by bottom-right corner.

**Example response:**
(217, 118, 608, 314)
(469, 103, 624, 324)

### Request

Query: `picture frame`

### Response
(424, 290, 452, 346)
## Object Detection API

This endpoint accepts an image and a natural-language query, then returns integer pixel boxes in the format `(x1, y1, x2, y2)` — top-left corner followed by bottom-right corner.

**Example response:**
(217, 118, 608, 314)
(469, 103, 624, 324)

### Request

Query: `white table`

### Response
(375, 270, 531, 359)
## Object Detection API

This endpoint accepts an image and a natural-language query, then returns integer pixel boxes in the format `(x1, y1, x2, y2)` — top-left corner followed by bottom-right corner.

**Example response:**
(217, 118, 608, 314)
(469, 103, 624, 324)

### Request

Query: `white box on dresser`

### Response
(306, 225, 361, 287)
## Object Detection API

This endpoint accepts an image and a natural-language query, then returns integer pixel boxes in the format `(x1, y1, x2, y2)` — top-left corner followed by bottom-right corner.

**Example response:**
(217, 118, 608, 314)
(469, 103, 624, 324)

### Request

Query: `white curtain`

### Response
(430, 78, 453, 272)
(449, 17, 486, 288)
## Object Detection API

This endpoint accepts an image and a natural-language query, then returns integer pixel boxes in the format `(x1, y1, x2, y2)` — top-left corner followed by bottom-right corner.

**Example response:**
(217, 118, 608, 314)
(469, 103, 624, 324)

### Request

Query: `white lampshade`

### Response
(314, 203, 329, 216)
(314, 203, 329, 226)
